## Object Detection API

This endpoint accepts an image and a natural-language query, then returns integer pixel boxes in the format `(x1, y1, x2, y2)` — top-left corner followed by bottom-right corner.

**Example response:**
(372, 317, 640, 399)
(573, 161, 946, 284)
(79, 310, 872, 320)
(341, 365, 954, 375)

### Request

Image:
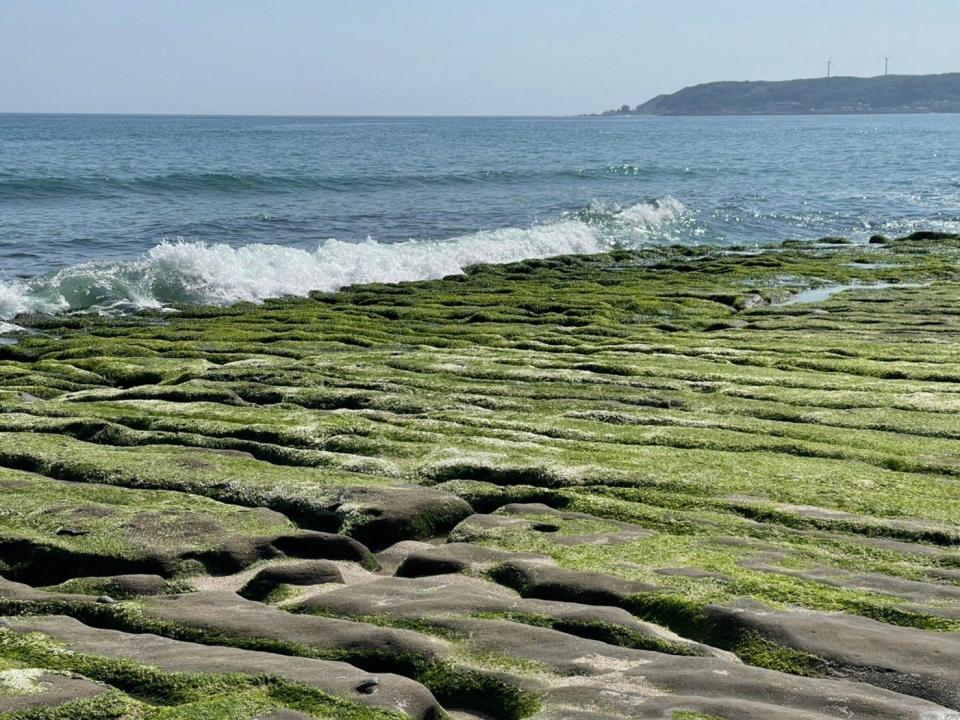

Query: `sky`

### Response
(2, 0, 959, 116)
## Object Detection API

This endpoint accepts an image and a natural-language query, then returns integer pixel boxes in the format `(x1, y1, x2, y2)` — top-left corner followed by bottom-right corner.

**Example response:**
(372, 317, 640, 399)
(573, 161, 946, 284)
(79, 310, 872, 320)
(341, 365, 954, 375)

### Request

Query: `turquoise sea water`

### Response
(1, 113, 958, 318)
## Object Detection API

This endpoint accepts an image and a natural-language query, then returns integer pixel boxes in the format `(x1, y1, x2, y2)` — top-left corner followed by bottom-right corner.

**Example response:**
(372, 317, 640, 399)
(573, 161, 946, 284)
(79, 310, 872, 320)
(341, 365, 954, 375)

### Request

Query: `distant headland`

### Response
(600, 73, 960, 116)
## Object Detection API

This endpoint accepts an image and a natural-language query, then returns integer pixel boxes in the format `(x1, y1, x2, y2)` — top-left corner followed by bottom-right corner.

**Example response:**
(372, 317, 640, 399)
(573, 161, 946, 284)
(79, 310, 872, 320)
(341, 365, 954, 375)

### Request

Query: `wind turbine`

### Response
(827, 55, 834, 78)
(883, 56, 890, 76)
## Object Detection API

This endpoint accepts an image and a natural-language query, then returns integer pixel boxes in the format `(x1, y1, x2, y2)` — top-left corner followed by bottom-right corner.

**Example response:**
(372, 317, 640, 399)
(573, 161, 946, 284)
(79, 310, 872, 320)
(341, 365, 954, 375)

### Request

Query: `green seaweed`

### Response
(2, 234, 960, 715)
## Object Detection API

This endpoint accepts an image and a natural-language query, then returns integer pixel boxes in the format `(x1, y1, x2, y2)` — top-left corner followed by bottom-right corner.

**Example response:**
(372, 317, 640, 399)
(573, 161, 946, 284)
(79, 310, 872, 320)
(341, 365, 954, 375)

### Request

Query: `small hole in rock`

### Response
(531, 523, 560, 533)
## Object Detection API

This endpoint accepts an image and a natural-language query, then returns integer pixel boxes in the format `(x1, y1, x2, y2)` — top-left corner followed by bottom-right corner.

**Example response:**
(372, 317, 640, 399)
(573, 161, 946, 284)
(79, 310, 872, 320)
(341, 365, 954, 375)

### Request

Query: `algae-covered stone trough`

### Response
(1, 233, 959, 719)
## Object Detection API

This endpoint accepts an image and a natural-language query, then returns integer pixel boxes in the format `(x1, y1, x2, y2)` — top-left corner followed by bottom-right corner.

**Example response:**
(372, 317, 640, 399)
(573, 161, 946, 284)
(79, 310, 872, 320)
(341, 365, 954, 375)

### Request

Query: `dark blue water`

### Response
(1, 113, 958, 319)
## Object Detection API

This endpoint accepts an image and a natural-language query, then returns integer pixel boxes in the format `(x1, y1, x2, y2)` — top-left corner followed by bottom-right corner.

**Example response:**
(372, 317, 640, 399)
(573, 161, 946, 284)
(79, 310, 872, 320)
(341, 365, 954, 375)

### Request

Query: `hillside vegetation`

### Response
(604, 73, 960, 115)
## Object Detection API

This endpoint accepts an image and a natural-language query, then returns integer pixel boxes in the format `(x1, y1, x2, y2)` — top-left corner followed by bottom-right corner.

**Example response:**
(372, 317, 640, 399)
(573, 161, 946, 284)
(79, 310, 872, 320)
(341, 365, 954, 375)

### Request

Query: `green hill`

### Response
(604, 73, 960, 116)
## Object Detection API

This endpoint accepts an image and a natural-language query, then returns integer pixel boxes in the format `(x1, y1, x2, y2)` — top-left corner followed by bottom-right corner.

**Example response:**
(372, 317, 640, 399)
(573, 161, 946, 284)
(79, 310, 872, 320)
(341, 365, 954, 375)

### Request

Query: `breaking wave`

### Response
(0, 197, 688, 321)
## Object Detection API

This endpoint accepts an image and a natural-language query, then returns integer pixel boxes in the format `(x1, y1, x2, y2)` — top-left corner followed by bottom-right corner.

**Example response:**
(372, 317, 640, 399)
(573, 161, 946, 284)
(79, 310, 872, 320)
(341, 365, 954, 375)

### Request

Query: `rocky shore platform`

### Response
(1, 232, 959, 719)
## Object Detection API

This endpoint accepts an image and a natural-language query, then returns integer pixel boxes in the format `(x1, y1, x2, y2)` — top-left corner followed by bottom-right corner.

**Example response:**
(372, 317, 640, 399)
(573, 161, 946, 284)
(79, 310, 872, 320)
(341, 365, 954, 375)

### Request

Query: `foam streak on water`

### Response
(0, 198, 684, 320)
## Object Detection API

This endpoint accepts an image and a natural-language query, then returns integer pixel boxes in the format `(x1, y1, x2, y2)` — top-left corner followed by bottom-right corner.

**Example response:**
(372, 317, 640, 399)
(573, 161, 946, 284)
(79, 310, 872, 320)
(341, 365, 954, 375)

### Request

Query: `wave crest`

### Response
(0, 197, 687, 321)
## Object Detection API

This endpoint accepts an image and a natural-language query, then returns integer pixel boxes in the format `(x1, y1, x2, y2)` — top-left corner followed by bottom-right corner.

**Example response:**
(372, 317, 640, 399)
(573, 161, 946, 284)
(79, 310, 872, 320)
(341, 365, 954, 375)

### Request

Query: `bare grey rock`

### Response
(705, 603, 960, 709)
(395, 542, 550, 578)
(298, 573, 733, 659)
(238, 560, 345, 600)
(0, 671, 108, 715)
(142, 590, 450, 667)
(491, 559, 656, 606)
(0, 615, 443, 719)
(443, 616, 959, 720)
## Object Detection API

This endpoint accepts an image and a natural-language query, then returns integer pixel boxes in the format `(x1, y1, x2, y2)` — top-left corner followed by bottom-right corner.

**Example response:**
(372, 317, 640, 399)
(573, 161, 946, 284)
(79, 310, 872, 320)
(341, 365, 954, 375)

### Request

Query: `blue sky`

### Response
(2, 0, 958, 115)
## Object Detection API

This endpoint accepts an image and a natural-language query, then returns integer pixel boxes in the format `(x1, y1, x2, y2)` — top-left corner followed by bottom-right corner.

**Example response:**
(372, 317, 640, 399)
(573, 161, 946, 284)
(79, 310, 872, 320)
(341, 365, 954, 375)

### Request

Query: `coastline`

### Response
(1, 232, 960, 717)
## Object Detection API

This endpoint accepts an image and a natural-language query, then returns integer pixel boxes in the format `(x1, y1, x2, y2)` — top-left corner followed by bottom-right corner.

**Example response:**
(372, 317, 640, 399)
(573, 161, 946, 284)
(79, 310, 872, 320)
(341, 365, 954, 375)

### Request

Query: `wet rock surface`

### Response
(1, 237, 960, 717)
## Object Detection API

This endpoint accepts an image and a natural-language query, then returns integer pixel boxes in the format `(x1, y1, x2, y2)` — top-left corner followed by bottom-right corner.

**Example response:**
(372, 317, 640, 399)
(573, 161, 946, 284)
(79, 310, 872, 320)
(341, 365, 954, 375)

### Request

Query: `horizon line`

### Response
(0, 111, 581, 119)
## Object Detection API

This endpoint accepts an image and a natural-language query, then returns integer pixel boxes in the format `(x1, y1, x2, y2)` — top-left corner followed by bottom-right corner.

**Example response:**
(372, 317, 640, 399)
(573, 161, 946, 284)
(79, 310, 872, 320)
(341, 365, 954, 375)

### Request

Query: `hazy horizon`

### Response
(2, 0, 959, 116)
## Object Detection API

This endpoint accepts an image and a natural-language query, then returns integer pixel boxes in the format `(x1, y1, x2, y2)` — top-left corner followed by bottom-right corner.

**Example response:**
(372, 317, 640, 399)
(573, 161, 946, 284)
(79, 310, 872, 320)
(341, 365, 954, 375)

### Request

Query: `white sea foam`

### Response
(0, 279, 66, 320)
(614, 195, 686, 226)
(0, 197, 687, 321)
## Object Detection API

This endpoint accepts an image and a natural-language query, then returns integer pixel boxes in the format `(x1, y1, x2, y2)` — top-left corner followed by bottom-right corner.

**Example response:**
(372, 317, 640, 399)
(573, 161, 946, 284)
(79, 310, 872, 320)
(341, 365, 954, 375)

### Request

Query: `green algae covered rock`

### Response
(1, 235, 960, 717)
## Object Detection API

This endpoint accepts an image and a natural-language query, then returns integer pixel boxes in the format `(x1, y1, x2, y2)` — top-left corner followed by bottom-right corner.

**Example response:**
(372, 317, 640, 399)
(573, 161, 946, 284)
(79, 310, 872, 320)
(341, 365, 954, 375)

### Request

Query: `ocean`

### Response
(1, 113, 958, 320)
